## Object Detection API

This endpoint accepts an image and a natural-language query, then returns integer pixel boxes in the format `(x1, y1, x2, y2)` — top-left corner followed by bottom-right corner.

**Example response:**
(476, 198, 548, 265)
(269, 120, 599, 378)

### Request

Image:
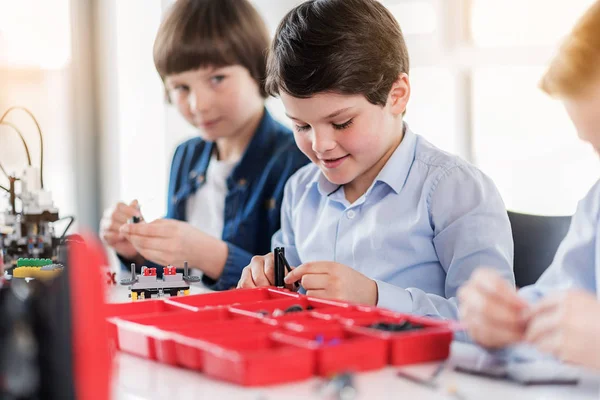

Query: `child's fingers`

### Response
(237, 267, 257, 289)
(305, 289, 327, 299)
(529, 330, 561, 359)
(469, 317, 525, 348)
(524, 305, 561, 345)
(127, 236, 164, 253)
(471, 269, 526, 310)
(262, 253, 276, 285)
(120, 221, 165, 238)
(137, 249, 167, 267)
(248, 255, 273, 287)
(284, 262, 328, 284)
(115, 202, 141, 220)
(526, 294, 562, 318)
(464, 285, 526, 330)
(298, 273, 329, 290)
(102, 231, 123, 246)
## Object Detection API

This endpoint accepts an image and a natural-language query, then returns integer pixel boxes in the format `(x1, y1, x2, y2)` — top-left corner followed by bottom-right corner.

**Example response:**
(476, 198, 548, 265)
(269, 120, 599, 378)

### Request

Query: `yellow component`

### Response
(184, 289, 190, 296)
(12, 266, 63, 280)
(35, 270, 63, 280)
(131, 291, 138, 301)
(12, 267, 40, 278)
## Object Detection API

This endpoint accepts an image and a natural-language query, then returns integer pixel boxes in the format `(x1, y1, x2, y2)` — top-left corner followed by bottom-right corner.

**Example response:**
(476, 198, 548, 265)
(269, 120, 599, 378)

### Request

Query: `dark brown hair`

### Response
(265, 0, 410, 106)
(153, 0, 270, 97)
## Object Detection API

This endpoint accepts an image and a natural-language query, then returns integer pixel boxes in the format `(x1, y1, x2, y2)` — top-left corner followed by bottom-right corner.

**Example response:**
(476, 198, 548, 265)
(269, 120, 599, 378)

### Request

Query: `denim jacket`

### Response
(121, 109, 308, 290)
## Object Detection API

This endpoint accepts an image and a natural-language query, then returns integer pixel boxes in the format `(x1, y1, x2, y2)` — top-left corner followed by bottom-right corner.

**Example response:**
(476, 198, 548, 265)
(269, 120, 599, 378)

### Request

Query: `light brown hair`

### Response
(153, 0, 271, 97)
(540, 1, 600, 98)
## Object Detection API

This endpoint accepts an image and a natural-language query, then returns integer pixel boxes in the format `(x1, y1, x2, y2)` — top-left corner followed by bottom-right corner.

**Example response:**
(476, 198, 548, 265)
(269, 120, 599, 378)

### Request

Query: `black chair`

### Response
(508, 211, 572, 288)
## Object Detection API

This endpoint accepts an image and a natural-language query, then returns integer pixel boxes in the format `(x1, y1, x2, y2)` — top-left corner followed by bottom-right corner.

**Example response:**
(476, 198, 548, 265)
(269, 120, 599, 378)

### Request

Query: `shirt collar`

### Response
(375, 123, 417, 194)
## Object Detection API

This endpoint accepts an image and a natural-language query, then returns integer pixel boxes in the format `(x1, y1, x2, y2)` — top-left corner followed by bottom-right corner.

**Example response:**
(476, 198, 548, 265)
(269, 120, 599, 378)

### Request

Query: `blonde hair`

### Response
(540, 1, 600, 98)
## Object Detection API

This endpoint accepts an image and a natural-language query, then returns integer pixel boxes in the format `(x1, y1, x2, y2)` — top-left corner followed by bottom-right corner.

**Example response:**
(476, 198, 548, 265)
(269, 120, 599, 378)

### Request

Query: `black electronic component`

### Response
(273, 247, 299, 289)
(368, 321, 424, 332)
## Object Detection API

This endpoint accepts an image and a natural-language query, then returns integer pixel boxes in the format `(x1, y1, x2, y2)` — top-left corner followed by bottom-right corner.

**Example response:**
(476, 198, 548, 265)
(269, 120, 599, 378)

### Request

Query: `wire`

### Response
(56, 216, 75, 241)
(0, 107, 45, 188)
(0, 121, 33, 165)
(0, 161, 8, 180)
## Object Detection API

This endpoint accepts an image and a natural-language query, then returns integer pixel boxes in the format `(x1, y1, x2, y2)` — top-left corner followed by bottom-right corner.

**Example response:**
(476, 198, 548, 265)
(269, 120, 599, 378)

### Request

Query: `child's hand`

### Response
(283, 262, 378, 305)
(237, 253, 297, 291)
(120, 218, 212, 268)
(99, 200, 140, 259)
(458, 269, 528, 348)
(524, 290, 600, 370)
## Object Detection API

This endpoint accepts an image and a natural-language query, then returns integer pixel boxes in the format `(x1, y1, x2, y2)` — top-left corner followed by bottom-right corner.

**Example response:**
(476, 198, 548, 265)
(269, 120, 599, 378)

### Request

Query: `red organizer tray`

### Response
(114, 307, 235, 361)
(273, 327, 388, 376)
(106, 298, 191, 350)
(106, 287, 454, 386)
(345, 311, 453, 366)
(228, 296, 350, 319)
(171, 320, 279, 370)
(202, 333, 316, 386)
(164, 287, 298, 311)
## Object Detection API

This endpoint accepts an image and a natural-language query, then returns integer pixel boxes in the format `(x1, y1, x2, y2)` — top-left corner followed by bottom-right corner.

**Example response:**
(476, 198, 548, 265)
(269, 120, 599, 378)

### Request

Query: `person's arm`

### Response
(377, 165, 514, 320)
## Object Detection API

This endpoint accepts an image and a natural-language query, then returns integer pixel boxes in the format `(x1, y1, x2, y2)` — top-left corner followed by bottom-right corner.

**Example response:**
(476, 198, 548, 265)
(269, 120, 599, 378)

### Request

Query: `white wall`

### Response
(97, 0, 169, 222)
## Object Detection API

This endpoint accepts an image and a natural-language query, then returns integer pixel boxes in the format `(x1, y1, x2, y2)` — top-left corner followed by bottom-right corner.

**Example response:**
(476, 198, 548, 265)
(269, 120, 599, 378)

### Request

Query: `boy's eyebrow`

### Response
(286, 107, 353, 121)
(324, 107, 353, 119)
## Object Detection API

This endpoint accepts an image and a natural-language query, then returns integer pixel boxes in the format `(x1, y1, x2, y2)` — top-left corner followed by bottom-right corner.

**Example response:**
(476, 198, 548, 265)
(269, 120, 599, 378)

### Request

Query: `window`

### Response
(0, 0, 76, 221)
(382, 0, 598, 215)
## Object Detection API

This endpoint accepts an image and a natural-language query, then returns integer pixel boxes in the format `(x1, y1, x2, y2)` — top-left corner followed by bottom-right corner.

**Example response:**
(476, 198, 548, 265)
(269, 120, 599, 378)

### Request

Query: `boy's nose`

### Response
(311, 129, 337, 154)
(188, 91, 211, 114)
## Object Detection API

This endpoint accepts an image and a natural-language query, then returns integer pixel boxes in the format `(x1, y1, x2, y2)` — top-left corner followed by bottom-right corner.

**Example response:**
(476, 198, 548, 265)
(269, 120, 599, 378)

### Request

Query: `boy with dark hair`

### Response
(100, 0, 307, 290)
(238, 0, 514, 319)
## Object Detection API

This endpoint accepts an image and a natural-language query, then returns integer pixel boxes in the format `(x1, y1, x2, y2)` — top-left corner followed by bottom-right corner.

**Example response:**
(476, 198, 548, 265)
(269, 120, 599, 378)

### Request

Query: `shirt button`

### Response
(347, 210, 356, 219)
(189, 170, 198, 179)
(171, 195, 178, 204)
(238, 178, 247, 186)
(196, 175, 205, 184)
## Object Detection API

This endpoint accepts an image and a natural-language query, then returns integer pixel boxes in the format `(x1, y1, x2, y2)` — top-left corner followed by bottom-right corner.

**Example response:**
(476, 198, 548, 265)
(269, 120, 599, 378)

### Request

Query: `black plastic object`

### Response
(0, 255, 75, 399)
(368, 321, 424, 332)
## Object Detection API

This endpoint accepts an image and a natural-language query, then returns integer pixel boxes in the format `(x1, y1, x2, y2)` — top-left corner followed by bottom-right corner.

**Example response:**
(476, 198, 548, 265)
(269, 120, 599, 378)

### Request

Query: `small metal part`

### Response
(284, 304, 304, 314)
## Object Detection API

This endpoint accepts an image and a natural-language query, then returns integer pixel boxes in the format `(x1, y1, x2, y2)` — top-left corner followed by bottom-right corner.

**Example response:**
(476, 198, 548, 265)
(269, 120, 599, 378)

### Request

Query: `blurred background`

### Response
(0, 0, 597, 239)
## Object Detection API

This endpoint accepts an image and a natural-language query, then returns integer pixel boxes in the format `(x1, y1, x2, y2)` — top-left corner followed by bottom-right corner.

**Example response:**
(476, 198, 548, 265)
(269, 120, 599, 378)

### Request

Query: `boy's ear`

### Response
(388, 73, 410, 116)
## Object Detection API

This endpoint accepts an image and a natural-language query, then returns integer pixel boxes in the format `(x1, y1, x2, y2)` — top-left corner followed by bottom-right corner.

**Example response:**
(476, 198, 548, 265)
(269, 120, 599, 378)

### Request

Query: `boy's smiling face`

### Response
(280, 75, 410, 200)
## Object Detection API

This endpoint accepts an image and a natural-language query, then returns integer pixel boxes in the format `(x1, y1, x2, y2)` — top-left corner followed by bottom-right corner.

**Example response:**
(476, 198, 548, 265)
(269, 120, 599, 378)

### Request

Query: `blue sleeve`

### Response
(377, 165, 514, 320)
(519, 181, 600, 303)
(201, 242, 254, 290)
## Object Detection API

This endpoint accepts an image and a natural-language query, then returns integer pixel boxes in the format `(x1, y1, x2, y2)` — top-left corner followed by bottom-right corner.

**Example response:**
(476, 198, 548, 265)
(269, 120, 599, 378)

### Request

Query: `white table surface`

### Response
(109, 284, 600, 400)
